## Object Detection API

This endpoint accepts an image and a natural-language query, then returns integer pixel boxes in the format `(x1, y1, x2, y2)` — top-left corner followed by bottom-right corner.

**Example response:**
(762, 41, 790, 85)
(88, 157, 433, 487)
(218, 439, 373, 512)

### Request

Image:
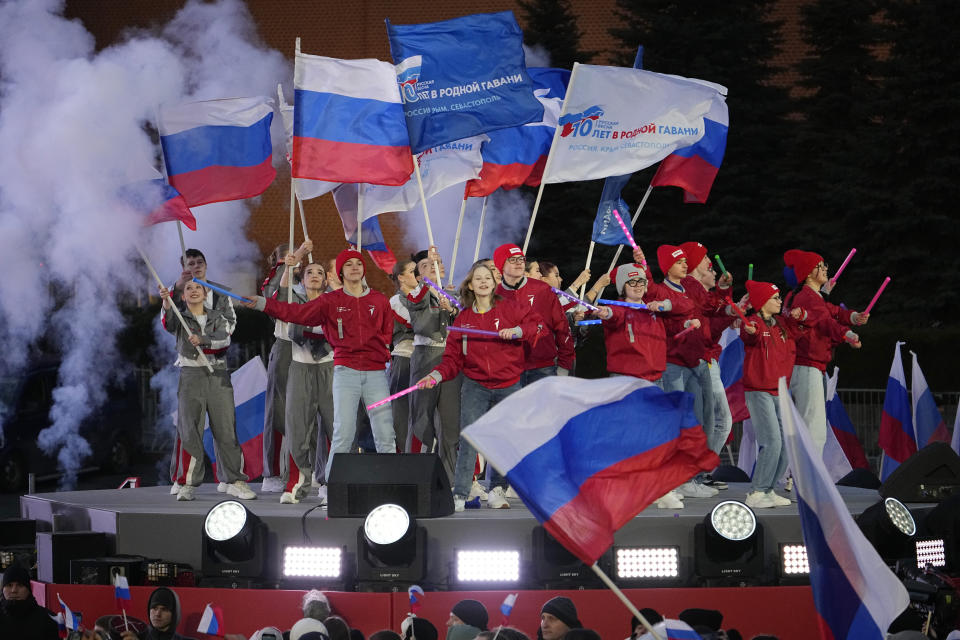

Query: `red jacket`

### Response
(497, 277, 575, 371)
(681, 276, 736, 362)
(433, 298, 541, 388)
(263, 288, 392, 371)
(643, 274, 700, 368)
(602, 305, 673, 381)
(788, 286, 855, 372)
(741, 315, 801, 394)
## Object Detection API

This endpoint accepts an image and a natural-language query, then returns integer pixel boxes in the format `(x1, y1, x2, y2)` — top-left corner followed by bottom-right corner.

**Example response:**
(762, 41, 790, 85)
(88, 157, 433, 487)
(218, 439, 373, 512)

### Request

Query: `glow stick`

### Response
(727, 298, 750, 324)
(192, 278, 251, 303)
(550, 286, 600, 312)
(713, 254, 727, 275)
(863, 276, 890, 314)
(747, 264, 753, 280)
(611, 209, 646, 266)
(421, 276, 464, 310)
(447, 326, 501, 338)
(673, 325, 698, 339)
(597, 298, 648, 310)
(367, 384, 419, 411)
(576, 319, 602, 326)
(829, 248, 857, 286)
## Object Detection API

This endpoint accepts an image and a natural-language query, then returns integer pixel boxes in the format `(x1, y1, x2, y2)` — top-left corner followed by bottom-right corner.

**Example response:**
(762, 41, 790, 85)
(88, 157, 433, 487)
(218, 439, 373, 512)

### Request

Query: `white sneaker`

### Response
(261, 476, 284, 493)
(745, 490, 776, 509)
(670, 489, 685, 501)
(226, 480, 256, 500)
(176, 485, 195, 501)
(505, 486, 519, 500)
(317, 485, 328, 506)
(453, 496, 465, 512)
(656, 491, 684, 509)
(169, 482, 181, 495)
(677, 481, 719, 498)
(217, 482, 227, 493)
(468, 480, 488, 500)
(280, 491, 298, 504)
(766, 491, 792, 507)
(487, 486, 510, 509)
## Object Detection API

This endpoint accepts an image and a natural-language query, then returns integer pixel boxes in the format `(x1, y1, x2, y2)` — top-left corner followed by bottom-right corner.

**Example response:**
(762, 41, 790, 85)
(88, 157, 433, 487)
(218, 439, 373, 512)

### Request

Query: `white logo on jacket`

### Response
(527, 294, 535, 306)
(494, 318, 500, 330)
(368, 305, 376, 316)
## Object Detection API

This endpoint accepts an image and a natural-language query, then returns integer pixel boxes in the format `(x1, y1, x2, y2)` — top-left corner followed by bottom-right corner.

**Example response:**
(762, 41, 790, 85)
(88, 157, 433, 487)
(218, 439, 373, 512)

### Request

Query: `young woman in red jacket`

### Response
(782, 250, 868, 456)
(740, 280, 804, 509)
(417, 262, 540, 512)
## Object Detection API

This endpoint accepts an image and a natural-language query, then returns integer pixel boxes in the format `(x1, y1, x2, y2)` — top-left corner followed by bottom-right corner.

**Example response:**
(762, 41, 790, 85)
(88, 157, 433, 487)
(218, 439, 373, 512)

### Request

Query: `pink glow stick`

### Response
(673, 325, 698, 339)
(611, 209, 638, 251)
(829, 248, 857, 286)
(863, 276, 890, 314)
(448, 325, 501, 338)
(366, 384, 419, 411)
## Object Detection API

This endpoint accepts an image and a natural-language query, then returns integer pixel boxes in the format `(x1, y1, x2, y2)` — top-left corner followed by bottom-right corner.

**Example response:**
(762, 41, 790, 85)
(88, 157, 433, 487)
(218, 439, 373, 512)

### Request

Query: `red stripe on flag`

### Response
(293, 137, 413, 186)
(465, 157, 547, 197)
(879, 414, 917, 463)
(651, 153, 720, 204)
(168, 158, 277, 207)
(240, 433, 263, 480)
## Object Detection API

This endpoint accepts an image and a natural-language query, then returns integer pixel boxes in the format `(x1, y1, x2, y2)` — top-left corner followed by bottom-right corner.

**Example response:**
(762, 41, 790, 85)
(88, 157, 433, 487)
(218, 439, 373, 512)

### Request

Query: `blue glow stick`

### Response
(422, 276, 464, 310)
(576, 319, 603, 326)
(597, 298, 648, 310)
(192, 278, 251, 303)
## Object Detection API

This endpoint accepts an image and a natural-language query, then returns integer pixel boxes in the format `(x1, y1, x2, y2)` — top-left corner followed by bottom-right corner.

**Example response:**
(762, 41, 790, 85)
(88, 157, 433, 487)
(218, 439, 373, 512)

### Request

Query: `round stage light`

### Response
(884, 497, 916, 536)
(710, 501, 757, 541)
(204, 500, 248, 541)
(363, 504, 410, 546)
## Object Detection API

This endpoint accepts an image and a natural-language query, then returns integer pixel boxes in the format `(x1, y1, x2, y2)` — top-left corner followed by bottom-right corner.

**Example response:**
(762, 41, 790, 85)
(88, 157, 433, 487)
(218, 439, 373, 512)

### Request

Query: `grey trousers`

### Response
(388, 355, 412, 452)
(409, 345, 462, 482)
(175, 367, 247, 487)
(283, 360, 335, 494)
(263, 339, 292, 478)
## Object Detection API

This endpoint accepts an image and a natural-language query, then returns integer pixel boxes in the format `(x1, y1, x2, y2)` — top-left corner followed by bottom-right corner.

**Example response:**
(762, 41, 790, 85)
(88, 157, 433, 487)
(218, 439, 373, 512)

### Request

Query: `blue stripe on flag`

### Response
(669, 118, 727, 167)
(294, 89, 410, 147)
(161, 113, 273, 175)
(235, 393, 265, 445)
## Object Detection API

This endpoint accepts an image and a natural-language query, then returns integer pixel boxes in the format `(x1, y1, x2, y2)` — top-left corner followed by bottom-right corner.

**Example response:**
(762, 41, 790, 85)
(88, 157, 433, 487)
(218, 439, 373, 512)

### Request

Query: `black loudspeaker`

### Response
(880, 442, 960, 503)
(70, 555, 145, 585)
(327, 453, 453, 518)
(37, 532, 109, 583)
(837, 468, 881, 490)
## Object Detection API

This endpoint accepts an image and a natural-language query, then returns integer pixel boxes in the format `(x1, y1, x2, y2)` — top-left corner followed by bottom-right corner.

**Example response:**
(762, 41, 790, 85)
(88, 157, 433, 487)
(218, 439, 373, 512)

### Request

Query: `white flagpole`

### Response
(522, 61, 582, 254)
(589, 563, 664, 640)
(288, 177, 296, 303)
(595, 183, 655, 301)
(137, 246, 214, 373)
(473, 196, 488, 262)
(448, 195, 468, 286)
(356, 184, 364, 254)
(412, 152, 442, 281)
(296, 195, 312, 263)
(579, 242, 595, 300)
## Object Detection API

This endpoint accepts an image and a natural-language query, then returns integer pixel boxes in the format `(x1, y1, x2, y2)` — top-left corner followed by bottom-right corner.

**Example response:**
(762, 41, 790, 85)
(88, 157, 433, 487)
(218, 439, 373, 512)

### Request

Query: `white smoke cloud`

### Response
(0, 0, 289, 488)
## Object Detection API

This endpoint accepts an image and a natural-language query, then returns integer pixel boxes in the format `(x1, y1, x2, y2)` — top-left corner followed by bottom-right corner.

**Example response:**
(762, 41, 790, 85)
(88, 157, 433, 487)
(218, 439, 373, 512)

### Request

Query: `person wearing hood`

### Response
(0, 563, 58, 640)
(121, 587, 195, 640)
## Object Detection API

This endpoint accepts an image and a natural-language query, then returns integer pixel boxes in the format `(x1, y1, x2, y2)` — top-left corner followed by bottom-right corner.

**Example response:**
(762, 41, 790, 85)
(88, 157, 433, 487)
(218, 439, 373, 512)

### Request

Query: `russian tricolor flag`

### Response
(114, 574, 131, 608)
(500, 593, 517, 624)
(825, 367, 869, 470)
(464, 67, 570, 198)
(159, 96, 276, 207)
(118, 176, 197, 230)
(203, 356, 267, 480)
(651, 91, 728, 203)
(637, 620, 699, 640)
(197, 603, 224, 635)
(294, 52, 413, 186)
(57, 594, 79, 632)
(779, 377, 909, 639)
(463, 376, 718, 564)
(718, 327, 749, 422)
(910, 351, 950, 447)
(408, 585, 424, 613)
(878, 342, 916, 481)
(331, 182, 398, 273)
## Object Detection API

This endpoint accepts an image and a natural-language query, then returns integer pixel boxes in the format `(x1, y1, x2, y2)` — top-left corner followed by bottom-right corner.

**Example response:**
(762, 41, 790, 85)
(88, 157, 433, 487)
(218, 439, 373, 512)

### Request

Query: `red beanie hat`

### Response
(679, 242, 708, 271)
(656, 244, 686, 276)
(745, 280, 780, 310)
(493, 243, 524, 274)
(335, 249, 365, 278)
(783, 249, 822, 284)
(612, 263, 647, 296)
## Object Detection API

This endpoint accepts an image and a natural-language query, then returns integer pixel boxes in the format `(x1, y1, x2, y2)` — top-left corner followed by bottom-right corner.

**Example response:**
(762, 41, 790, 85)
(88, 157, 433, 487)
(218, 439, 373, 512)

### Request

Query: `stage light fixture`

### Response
(283, 546, 342, 578)
(780, 544, 809, 576)
(615, 546, 680, 581)
(356, 503, 426, 587)
(201, 500, 267, 586)
(919, 494, 960, 570)
(856, 497, 917, 563)
(694, 500, 765, 584)
(915, 539, 946, 568)
(455, 550, 521, 584)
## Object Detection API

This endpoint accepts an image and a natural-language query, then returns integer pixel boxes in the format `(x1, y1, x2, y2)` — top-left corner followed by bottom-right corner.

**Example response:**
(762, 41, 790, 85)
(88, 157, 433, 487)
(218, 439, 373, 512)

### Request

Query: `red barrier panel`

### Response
(43, 584, 820, 640)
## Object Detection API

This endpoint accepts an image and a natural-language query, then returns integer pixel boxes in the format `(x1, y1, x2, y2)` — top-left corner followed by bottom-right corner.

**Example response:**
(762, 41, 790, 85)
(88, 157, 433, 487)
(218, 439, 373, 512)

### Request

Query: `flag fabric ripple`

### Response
(878, 341, 915, 481)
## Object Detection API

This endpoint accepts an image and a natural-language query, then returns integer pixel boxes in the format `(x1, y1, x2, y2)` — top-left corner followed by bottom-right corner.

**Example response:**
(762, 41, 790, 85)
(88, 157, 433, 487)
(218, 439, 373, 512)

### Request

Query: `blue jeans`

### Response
(522, 365, 556, 387)
(326, 366, 395, 480)
(745, 391, 789, 492)
(662, 362, 704, 426)
(453, 378, 521, 498)
(702, 359, 733, 455)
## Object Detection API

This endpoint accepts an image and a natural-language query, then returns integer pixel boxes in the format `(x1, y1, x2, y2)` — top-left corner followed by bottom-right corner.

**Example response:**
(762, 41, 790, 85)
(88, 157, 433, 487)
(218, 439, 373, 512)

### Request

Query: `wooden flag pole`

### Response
(448, 195, 468, 286)
(175, 222, 188, 264)
(296, 195, 313, 263)
(412, 152, 442, 283)
(579, 241, 595, 300)
(473, 196, 488, 263)
(137, 246, 214, 373)
(287, 176, 296, 303)
(522, 62, 582, 254)
(590, 563, 664, 640)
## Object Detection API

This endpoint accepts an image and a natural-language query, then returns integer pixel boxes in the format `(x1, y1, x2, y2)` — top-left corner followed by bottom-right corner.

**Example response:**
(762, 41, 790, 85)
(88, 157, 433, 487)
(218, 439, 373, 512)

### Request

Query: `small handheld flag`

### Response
(58, 593, 80, 632)
(500, 593, 518, 624)
(408, 584, 424, 613)
(114, 574, 131, 607)
(197, 603, 224, 636)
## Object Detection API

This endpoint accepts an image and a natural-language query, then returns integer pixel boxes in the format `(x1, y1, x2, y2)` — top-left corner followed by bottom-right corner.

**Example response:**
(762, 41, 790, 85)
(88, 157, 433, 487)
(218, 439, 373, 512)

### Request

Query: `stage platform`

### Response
(20, 481, 884, 589)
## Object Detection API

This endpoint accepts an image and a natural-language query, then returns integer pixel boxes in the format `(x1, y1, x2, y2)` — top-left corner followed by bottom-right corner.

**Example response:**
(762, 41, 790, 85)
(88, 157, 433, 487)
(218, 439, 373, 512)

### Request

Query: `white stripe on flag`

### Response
(231, 356, 268, 405)
(295, 52, 403, 104)
(158, 96, 274, 136)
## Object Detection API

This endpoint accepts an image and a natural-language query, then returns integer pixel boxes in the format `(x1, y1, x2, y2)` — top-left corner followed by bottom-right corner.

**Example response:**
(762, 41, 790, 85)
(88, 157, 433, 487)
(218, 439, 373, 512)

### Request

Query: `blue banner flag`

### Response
(385, 11, 544, 153)
(592, 173, 633, 246)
